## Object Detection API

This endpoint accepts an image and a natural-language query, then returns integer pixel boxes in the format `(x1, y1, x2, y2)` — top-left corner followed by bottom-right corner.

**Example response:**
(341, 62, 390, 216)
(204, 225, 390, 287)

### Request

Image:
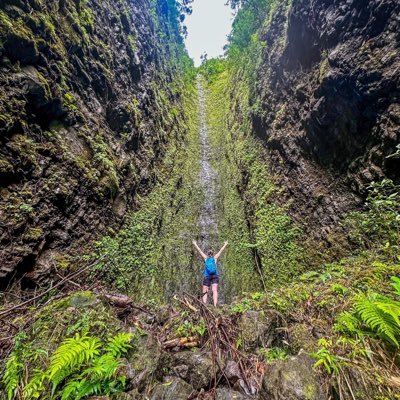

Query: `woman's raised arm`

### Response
(192, 240, 207, 259)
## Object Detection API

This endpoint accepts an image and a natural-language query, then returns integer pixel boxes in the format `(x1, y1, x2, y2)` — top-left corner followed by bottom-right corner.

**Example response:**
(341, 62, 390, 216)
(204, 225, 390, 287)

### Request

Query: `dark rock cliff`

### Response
(0, 0, 188, 287)
(252, 0, 400, 240)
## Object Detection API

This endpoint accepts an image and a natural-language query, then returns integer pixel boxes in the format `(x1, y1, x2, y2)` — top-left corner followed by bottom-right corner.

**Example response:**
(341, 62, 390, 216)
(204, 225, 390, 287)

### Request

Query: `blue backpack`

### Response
(205, 257, 217, 275)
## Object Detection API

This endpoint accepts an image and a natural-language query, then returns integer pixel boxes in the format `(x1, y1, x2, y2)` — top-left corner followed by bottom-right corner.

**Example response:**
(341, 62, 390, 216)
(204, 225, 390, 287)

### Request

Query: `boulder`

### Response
(150, 377, 195, 400)
(260, 352, 326, 400)
(171, 351, 214, 390)
(238, 310, 276, 351)
(127, 334, 161, 392)
(224, 359, 242, 383)
(215, 387, 254, 400)
(111, 389, 142, 400)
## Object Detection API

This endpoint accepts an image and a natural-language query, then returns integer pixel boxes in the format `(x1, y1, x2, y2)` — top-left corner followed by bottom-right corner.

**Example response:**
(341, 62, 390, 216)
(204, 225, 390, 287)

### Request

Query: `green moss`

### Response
(35, 70, 51, 98)
(0, 157, 13, 173)
(128, 34, 137, 51)
(63, 92, 78, 111)
(204, 68, 302, 291)
(0, 10, 37, 44)
(8, 135, 38, 166)
(93, 83, 202, 303)
(126, 97, 140, 127)
(53, 254, 74, 270)
(319, 50, 329, 83)
(0, 113, 14, 128)
(304, 382, 317, 399)
(79, 5, 94, 30)
(24, 227, 43, 240)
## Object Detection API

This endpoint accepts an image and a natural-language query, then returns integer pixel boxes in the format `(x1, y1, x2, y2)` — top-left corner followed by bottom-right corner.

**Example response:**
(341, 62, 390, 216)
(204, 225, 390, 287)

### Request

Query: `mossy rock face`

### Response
(126, 333, 162, 392)
(261, 352, 326, 400)
(238, 310, 276, 351)
(150, 376, 194, 400)
(170, 351, 213, 390)
(215, 387, 253, 400)
(31, 291, 123, 351)
(289, 323, 317, 353)
(0, 0, 192, 289)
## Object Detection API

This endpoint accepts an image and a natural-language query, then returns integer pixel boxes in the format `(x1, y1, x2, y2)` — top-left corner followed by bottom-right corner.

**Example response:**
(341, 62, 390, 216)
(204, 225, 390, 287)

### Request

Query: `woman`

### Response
(192, 240, 229, 306)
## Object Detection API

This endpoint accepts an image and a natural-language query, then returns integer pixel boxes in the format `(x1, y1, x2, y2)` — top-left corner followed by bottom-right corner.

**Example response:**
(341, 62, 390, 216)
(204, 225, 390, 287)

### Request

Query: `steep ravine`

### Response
(0, 0, 399, 399)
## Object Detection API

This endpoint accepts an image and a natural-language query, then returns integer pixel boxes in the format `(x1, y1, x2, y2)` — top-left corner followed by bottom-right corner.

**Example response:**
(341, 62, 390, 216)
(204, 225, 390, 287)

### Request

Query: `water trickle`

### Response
(197, 78, 219, 252)
(196, 77, 228, 302)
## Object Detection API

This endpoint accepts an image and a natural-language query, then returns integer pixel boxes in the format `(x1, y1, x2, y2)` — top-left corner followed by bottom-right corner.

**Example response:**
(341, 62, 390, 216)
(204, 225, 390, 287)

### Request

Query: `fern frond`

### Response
(61, 380, 81, 400)
(47, 333, 101, 389)
(355, 295, 400, 347)
(335, 311, 362, 334)
(376, 301, 400, 326)
(76, 378, 102, 399)
(105, 333, 132, 357)
(3, 352, 24, 400)
(82, 354, 120, 380)
(391, 276, 400, 296)
(23, 370, 47, 400)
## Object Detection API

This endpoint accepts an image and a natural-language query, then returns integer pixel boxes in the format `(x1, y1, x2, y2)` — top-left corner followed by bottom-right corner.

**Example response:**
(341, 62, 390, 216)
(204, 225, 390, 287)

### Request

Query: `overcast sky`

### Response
(184, 0, 233, 66)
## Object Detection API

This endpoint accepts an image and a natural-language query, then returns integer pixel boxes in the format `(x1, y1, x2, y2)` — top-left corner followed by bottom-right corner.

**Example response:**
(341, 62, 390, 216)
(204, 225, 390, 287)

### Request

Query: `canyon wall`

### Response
(0, 0, 190, 287)
(249, 0, 399, 242)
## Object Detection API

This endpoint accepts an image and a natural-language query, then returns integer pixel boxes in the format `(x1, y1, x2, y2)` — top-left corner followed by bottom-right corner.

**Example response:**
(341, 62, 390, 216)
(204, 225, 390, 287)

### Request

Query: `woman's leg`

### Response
(211, 284, 218, 306)
(202, 285, 209, 304)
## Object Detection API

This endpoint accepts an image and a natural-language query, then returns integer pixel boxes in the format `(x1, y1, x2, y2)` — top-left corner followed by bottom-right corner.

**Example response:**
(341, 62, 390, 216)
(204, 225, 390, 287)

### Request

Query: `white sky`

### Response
(184, 0, 233, 67)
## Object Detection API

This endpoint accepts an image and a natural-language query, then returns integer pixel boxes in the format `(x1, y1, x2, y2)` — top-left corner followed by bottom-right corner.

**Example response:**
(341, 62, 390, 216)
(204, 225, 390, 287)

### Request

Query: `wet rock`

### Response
(224, 359, 242, 383)
(127, 334, 161, 392)
(215, 387, 254, 400)
(111, 389, 141, 400)
(238, 310, 276, 351)
(289, 323, 317, 353)
(171, 351, 214, 390)
(150, 377, 195, 400)
(260, 352, 326, 400)
(249, 0, 399, 243)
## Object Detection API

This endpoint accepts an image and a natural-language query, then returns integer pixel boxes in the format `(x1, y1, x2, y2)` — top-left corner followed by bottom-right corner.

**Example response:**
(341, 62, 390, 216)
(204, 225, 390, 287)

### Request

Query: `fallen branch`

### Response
(163, 336, 199, 349)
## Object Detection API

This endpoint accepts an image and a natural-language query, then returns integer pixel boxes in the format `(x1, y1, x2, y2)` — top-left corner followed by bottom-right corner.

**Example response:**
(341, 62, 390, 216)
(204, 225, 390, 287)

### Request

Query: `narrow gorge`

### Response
(0, 0, 399, 399)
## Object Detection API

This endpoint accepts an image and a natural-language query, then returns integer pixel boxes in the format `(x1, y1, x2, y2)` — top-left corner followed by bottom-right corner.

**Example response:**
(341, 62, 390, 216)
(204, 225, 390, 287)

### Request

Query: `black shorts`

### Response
(203, 275, 219, 287)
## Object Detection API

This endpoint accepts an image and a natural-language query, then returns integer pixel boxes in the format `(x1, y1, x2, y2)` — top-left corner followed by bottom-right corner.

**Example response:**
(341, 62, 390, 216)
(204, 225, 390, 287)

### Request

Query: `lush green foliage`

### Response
(311, 338, 344, 375)
(347, 179, 400, 254)
(336, 277, 400, 348)
(261, 346, 288, 363)
(3, 332, 133, 400)
(227, 0, 277, 50)
(198, 58, 226, 83)
(204, 61, 303, 290)
(2, 333, 25, 400)
(93, 84, 202, 303)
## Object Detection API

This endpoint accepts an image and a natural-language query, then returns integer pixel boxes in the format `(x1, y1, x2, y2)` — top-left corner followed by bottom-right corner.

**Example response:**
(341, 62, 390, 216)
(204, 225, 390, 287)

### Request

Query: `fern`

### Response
(334, 311, 362, 335)
(105, 332, 132, 357)
(391, 276, 400, 296)
(60, 380, 81, 400)
(10, 331, 133, 400)
(3, 352, 24, 400)
(22, 371, 47, 399)
(82, 354, 121, 379)
(61, 378, 102, 400)
(48, 333, 101, 390)
(354, 293, 400, 348)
